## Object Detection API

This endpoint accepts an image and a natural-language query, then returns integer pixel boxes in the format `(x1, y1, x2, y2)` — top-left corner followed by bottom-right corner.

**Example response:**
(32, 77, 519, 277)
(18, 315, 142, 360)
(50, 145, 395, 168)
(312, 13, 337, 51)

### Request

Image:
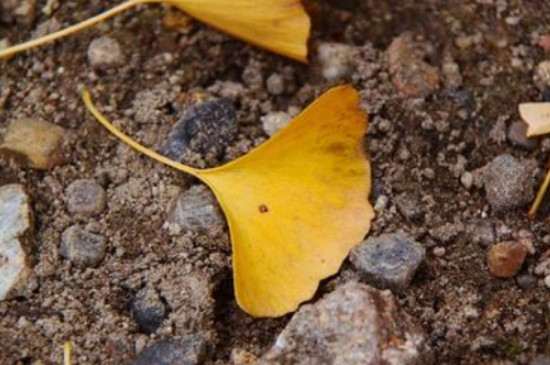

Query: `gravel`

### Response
(261, 111, 291, 137)
(261, 282, 431, 365)
(266, 73, 285, 95)
(395, 192, 424, 221)
(482, 154, 536, 212)
(87, 36, 125, 69)
(160, 97, 238, 168)
(0, 184, 33, 300)
(350, 233, 425, 291)
(167, 185, 223, 232)
(487, 241, 528, 278)
(0, 118, 66, 170)
(59, 225, 107, 267)
(65, 179, 107, 217)
(132, 286, 167, 334)
(131, 336, 208, 365)
(386, 33, 439, 98)
(316, 42, 356, 81)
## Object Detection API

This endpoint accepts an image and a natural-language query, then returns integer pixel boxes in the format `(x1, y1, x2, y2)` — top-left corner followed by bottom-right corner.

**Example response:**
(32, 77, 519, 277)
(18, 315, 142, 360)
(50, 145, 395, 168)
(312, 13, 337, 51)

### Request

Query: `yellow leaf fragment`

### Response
(0, 0, 310, 62)
(519, 102, 550, 137)
(167, 0, 310, 62)
(82, 86, 374, 317)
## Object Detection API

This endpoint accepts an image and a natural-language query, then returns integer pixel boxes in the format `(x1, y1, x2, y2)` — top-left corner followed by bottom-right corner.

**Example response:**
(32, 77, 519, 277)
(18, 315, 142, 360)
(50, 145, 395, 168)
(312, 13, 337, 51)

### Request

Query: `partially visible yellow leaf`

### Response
(82, 86, 373, 317)
(168, 0, 310, 62)
(0, 0, 310, 62)
(519, 102, 550, 137)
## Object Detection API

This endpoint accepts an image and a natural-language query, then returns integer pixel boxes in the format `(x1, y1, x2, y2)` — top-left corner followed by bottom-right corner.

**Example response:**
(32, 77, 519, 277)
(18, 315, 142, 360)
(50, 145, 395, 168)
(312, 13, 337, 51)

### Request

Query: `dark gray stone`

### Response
(482, 154, 536, 212)
(167, 185, 223, 232)
(350, 233, 425, 291)
(60, 225, 107, 267)
(131, 336, 207, 365)
(260, 282, 431, 365)
(132, 287, 166, 334)
(160, 98, 237, 167)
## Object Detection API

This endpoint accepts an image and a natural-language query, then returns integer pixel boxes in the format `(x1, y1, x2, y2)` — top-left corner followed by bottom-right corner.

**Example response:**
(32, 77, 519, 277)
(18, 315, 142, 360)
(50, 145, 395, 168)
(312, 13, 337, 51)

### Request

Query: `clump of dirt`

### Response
(2, 0, 550, 364)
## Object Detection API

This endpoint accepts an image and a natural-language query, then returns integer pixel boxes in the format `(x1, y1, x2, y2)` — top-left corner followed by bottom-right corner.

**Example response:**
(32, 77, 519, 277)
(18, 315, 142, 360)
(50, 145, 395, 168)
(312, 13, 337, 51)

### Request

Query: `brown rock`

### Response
(387, 33, 439, 98)
(0, 118, 66, 170)
(487, 241, 527, 278)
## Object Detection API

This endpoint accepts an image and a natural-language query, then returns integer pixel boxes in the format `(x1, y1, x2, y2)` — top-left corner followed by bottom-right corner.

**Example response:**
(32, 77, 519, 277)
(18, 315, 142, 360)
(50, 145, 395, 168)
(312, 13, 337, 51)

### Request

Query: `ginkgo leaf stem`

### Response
(0, 0, 158, 60)
(528, 158, 550, 219)
(82, 88, 200, 177)
(63, 341, 71, 365)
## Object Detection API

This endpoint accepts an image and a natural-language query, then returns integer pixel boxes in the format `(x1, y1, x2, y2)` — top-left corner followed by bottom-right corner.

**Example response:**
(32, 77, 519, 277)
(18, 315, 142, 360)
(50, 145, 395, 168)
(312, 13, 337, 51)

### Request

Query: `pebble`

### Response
(350, 233, 425, 291)
(87, 36, 125, 69)
(374, 195, 388, 212)
(487, 241, 527, 278)
(132, 286, 166, 334)
(544, 275, 550, 289)
(0, 118, 66, 170)
(516, 274, 537, 289)
(160, 97, 237, 167)
(386, 33, 439, 98)
(534, 257, 550, 276)
(534, 61, 550, 90)
(469, 221, 495, 247)
(460, 171, 473, 189)
(0, 184, 33, 301)
(60, 225, 107, 267)
(65, 179, 107, 217)
(167, 185, 223, 232)
(395, 192, 424, 221)
(0, 0, 36, 24)
(266, 73, 285, 95)
(482, 154, 536, 212)
(441, 53, 462, 89)
(317, 42, 356, 82)
(508, 121, 538, 150)
(433, 247, 446, 257)
(260, 282, 431, 365)
(131, 336, 207, 365)
(260, 111, 291, 137)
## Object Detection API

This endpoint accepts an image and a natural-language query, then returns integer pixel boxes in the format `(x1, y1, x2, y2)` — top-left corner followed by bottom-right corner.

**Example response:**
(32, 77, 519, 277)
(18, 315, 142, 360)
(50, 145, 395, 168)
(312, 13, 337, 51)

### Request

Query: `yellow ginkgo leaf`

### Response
(519, 102, 550, 137)
(83, 86, 374, 317)
(0, 0, 310, 62)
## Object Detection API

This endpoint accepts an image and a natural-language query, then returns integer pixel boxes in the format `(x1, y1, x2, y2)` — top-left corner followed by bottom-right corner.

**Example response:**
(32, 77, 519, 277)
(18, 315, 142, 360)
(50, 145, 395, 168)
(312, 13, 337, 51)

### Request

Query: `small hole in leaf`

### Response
(259, 204, 269, 213)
